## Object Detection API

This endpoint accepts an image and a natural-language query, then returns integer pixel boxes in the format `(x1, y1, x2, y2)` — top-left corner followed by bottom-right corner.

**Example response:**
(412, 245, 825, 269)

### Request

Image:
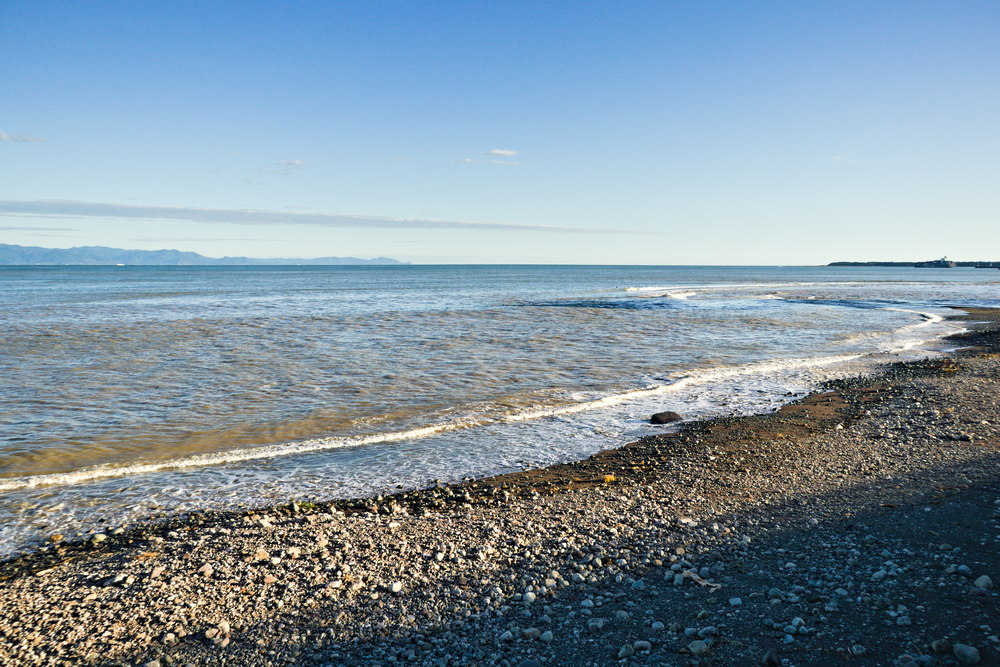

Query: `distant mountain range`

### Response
(0, 244, 406, 266)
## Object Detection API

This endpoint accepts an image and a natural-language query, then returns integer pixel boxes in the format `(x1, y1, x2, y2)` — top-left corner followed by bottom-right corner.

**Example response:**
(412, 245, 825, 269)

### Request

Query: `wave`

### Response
(519, 299, 678, 310)
(624, 281, 873, 294)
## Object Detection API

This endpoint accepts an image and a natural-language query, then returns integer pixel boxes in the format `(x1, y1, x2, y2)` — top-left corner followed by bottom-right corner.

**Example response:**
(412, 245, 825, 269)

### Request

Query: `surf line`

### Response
(0, 308, 952, 492)
(0, 354, 874, 492)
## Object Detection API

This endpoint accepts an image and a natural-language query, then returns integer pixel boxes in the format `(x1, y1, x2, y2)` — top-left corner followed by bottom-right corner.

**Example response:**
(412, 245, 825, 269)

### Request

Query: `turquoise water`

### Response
(1, 265, 997, 555)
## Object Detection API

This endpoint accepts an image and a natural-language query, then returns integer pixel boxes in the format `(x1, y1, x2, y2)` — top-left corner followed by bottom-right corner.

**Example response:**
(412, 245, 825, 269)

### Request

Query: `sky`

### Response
(1, 1, 998, 264)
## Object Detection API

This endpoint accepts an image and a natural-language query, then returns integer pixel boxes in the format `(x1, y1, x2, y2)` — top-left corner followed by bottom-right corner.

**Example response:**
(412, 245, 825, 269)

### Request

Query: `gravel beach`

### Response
(1, 309, 997, 667)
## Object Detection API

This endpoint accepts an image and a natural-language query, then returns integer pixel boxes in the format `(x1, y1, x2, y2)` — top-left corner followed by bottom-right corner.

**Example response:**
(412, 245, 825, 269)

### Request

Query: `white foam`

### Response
(879, 308, 962, 352)
(0, 422, 477, 491)
(885, 307, 944, 325)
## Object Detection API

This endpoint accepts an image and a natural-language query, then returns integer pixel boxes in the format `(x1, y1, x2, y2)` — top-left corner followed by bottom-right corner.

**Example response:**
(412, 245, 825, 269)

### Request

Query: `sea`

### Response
(1, 265, 998, 557)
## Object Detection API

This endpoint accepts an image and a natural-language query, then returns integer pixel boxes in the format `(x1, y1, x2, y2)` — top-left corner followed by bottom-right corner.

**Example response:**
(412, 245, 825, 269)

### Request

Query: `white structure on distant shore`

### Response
(914, 257, 956, 268)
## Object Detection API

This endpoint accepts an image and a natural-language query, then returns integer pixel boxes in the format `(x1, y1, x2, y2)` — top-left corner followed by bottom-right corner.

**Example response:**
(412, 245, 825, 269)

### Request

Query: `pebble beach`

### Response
(1, 308, 997, 667)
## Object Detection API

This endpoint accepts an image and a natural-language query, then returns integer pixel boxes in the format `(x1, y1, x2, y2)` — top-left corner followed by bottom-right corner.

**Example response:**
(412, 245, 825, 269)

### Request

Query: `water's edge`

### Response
(1, 307, 986, 562)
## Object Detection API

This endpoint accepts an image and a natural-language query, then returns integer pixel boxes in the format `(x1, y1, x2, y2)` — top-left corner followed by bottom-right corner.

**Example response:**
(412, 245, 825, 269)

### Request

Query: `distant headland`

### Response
(828, 258, 1000, 269)
(0, 244, 407, 266)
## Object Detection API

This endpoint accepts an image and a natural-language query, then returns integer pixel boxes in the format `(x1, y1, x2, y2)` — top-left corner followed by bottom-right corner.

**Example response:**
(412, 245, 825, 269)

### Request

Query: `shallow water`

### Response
(1, 264, 997, 555)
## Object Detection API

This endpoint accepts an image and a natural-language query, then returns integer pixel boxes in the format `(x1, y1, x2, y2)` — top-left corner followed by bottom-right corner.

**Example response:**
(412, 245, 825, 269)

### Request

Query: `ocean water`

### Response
(1, 265, 998, 556)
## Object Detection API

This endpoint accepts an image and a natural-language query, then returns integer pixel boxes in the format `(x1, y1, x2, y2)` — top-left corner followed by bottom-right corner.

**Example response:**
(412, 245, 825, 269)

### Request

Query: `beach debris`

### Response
(675, 569, 721, 590)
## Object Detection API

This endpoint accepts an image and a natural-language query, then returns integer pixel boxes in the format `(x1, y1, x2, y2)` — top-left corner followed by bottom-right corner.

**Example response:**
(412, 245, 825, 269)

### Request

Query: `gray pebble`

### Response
(953, 644, 981, 665)
(688, 639, 710, 656)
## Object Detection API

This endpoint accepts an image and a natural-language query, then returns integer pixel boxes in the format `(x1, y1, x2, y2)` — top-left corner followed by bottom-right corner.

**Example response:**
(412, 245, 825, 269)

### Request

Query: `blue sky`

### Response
(2, 1, 997, 263)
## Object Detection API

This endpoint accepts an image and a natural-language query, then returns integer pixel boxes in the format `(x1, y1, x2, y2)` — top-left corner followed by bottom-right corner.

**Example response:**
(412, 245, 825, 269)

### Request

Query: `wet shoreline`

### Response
(0, 308, 997, 665)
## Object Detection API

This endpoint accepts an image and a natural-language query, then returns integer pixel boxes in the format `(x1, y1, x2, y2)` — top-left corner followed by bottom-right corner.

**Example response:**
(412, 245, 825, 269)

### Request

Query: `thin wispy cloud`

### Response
(831, 155, 861, 163)
(0, 200, 643, 235)
(459, 148, 520, 165)
(0, 131, 46, 143)
(129, 237, 281, 243)
(0, 225, 78, 231)
(260, 159, 305, 175)
(458, 158, 520, 165)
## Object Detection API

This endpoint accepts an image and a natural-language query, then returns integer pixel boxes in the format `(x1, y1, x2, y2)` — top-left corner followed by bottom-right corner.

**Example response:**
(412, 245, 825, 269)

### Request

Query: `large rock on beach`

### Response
(650, 411, 683, 424)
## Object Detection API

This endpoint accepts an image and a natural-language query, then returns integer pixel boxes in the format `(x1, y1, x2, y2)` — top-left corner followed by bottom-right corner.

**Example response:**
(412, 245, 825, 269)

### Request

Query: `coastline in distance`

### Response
(0, 243, 406, 266)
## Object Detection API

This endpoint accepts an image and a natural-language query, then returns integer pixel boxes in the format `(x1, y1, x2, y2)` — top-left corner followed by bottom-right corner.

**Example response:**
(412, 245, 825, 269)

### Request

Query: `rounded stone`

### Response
(930, 639, 951, 653)
(688, 639, 710, 656)
(650, 411, 683, 425)
(953, 644, 981, 665)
